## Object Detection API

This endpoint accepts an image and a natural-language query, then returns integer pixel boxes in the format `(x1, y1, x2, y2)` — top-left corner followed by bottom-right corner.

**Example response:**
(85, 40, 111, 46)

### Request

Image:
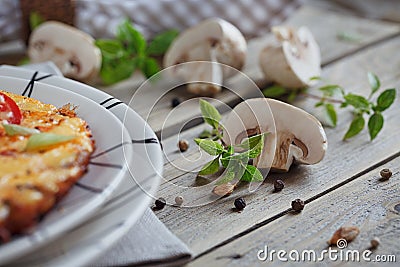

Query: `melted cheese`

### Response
(0, 90, 94, 236)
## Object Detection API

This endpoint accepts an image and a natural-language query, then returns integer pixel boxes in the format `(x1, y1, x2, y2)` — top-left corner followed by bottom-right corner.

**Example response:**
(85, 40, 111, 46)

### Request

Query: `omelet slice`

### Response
(0, 91, 95, 242)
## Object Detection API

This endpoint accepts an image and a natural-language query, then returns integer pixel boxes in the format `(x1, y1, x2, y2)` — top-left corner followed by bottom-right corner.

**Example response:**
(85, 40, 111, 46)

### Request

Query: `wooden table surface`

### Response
(1, 4, 399, 266)
(145, 6, 400, 266)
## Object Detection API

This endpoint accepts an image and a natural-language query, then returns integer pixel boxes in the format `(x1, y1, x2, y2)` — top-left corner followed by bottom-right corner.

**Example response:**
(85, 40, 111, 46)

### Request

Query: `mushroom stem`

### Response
(187, 44, 223, 96)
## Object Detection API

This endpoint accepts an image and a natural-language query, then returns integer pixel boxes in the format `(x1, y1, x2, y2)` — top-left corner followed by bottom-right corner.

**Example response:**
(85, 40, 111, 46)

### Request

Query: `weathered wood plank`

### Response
(304, 0, 400, 23)
(190, 157, 400, 266)
(101, 6, 400, 138)
(153, 36, 400, 256)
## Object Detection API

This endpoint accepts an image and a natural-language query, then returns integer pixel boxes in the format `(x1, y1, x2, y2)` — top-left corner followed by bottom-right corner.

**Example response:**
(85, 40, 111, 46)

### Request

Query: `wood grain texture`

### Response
(190, 157, 400, 267)
(153, 36, 400, 256)
(100, 6, 400, 138)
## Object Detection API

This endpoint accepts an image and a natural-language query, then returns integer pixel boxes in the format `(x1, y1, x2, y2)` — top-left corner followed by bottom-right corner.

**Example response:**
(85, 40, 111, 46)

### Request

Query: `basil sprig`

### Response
(196, 100, 266, 185)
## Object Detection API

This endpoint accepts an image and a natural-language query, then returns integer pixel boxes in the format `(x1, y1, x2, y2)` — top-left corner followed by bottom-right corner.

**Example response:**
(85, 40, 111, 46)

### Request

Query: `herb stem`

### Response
(300, 92, 344, 104)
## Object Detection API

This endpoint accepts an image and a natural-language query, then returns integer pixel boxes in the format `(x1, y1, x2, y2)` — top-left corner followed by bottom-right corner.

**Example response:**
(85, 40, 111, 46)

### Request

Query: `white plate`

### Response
(0, 75, 133, 265)
(0, 65, 163, 267)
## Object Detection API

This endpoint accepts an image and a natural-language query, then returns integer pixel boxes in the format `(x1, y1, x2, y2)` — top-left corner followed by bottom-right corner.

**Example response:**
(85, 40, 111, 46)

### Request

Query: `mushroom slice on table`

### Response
(164, 18, 247, 96)
(259, 26, 321, 89)
(222, 98, 327, 172)
(28, 21, 101, 82)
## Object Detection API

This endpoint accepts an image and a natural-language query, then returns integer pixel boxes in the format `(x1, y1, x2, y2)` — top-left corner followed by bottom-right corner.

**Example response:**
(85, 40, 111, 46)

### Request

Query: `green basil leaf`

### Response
(199, 157, 220, 175)
(336, 31, 362, 43)
(287, 91, 298, 103)
(319, 85, 341, 97)
(343, 115, 365, 140)
(141, 57, 160, 78)
(221, 153, 249, 170)
(237, 133, 266, 158)
(324, 103, 337, 127)
(95, 39, 125, 59)
(367, 72, 380, 97)
(344, 93, 370, 111)
(199, 99, 221, 129)
(3, 124, 40, 136)
(221, 146, 234, 168)
(309, 76, 321, 81)
(262, 85, 287, 98)
(222, 145, 234, 157)
(117, 20, 146, 55)
(198, 129, 212, 139)
(376, 88, 396, 112)
(30, 12, 44, 30)
(99, 57, 136, 85)
(26, 133, 75, 151)
(146, 29, 179, 56)
(315, 101, 324, 108)
(237, 133, 264, 150)
(368, 113, 384, 141)
(194, 138, 224, 155)
(220, 156, 230, 168)
(241, 165, 264, 182)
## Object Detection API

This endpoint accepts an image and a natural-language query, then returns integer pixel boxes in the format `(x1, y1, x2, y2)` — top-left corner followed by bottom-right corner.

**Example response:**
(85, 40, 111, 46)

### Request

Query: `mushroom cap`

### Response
(260, 26, 321, 89)
(164, 18, 247, 78)
(28, 21, 101, 81)
(222, 98, 327, 172)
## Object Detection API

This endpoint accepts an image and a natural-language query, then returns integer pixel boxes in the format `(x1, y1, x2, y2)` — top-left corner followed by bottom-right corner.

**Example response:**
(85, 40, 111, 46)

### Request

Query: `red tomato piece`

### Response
(0, 92, 22, 124)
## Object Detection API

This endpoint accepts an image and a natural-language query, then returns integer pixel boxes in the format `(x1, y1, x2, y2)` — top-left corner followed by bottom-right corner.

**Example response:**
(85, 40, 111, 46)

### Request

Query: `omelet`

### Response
(0, 91, 95, 242)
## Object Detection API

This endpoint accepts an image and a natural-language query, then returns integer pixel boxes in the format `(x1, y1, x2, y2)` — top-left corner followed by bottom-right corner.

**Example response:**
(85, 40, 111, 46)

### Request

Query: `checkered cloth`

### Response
(0, 0, 21, 42)
(0, 0, 302, 43)
(76, 0, 302, 40)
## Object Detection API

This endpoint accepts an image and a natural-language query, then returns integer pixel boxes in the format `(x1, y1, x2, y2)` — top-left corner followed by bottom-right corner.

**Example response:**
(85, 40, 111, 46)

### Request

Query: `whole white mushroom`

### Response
(164, 18, 247, 96)
(28, 21, 101, 82)
(222, 98, 327, 172)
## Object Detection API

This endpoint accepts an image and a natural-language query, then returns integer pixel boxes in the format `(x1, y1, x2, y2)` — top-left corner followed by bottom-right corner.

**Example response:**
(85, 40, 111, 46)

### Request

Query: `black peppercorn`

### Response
(154, 197, 166, 210)
(171, 98, 181, 108)
(178, 140, 189, 152)
(274, 179, 285, 192)
(291, 198, 305, 212)
(234, 197, 246, 210)
(380, 168, 392, 180)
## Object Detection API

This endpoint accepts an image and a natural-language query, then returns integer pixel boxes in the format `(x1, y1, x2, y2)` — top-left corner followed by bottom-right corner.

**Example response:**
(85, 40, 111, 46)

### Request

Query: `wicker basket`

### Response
(19, 0, 75, 42)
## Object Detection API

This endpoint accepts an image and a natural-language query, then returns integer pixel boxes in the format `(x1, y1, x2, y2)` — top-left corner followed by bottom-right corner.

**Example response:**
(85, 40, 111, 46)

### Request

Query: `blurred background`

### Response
(1, 0, 399, 65)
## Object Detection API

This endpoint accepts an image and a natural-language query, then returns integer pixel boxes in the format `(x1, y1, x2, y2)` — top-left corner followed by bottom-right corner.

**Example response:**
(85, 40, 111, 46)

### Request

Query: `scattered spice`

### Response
(154, 197, 166, 210)
(328, 226, 360, 246)
(213, 183, 235, 197)
(274, 179, 285, 192)
(175, 196, 184, 205)
(171, 97, 181, 108)
(380, 168, 392, 180)
(370, 237, 380, 249)
(178, 139, 189, 152)
(234, 197, 246, 210)
(291, 198, 305, 212)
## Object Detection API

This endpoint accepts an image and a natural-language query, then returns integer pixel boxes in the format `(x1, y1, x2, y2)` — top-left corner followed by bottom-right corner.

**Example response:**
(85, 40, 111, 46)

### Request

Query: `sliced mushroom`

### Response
(28, 21, 101, 82)
(222, 98, 327, 172)
(164, 18, 247, 96)
(259, 26, 321, 89)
